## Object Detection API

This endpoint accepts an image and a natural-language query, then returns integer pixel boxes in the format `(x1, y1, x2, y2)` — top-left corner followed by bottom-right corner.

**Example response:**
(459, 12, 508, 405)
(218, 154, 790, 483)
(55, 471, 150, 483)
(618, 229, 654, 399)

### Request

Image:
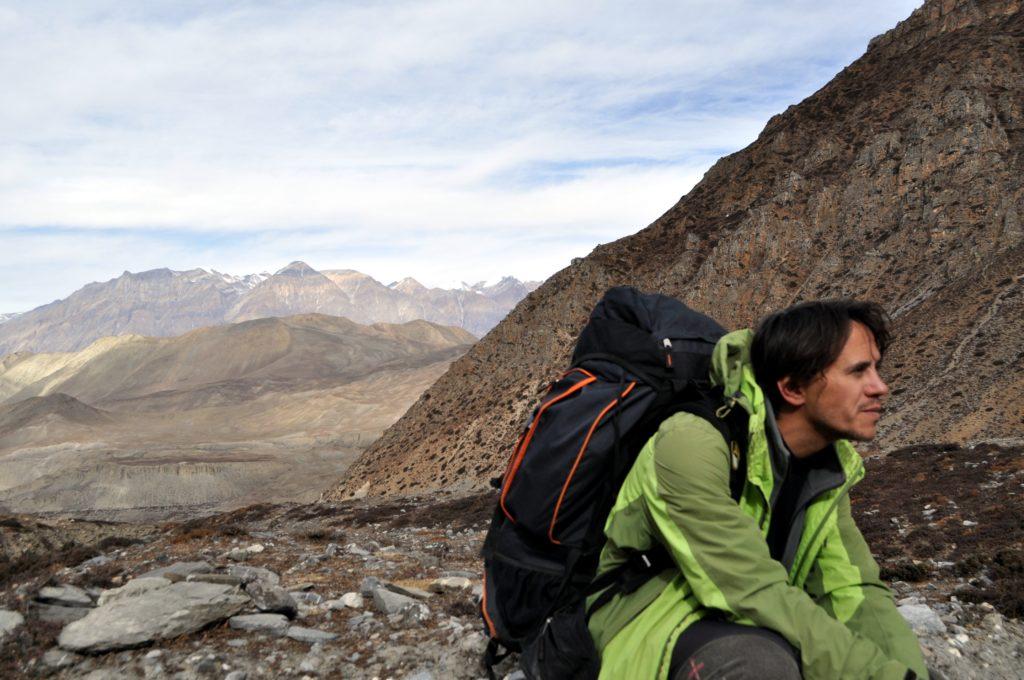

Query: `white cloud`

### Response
(0, 0, 924, 310)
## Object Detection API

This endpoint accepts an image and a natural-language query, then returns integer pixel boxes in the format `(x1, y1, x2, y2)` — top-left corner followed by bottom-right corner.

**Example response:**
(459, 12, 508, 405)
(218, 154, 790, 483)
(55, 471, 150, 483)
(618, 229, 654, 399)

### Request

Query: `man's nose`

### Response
(867, 368, 889, 398)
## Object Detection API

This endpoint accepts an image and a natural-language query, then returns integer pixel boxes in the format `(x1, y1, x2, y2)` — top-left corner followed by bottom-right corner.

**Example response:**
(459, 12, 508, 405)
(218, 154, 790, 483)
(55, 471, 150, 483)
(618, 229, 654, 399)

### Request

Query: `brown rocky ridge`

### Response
(0, 315, 474, 518)
(325, 0, 1024, 502)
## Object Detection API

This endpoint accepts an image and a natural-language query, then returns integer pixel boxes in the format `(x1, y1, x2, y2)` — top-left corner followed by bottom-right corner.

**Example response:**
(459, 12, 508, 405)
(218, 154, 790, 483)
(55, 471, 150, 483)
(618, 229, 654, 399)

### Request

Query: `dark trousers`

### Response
(669, 619, 802, 680)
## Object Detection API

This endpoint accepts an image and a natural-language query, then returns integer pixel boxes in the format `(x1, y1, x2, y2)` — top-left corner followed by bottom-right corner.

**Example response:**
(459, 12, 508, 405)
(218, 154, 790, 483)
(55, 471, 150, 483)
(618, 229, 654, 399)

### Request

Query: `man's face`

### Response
(800, 321, 889, 442)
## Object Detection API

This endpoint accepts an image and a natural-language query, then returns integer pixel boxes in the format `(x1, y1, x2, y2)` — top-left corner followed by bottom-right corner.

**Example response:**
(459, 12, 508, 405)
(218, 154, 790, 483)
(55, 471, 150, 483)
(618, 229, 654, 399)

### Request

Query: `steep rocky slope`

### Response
(0, 316, 474, 516)
(0, 263, 537, 355)
(326, 0, 1024, 500)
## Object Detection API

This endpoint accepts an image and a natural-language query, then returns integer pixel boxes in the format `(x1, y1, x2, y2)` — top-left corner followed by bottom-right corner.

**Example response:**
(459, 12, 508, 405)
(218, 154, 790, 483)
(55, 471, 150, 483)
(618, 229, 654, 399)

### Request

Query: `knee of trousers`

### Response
(671, 635, 802, 680)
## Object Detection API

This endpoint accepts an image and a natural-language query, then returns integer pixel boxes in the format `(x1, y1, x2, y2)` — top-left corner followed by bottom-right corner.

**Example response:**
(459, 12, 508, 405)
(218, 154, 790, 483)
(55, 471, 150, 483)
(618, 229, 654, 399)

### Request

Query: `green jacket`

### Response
(587, 330, 927, 680)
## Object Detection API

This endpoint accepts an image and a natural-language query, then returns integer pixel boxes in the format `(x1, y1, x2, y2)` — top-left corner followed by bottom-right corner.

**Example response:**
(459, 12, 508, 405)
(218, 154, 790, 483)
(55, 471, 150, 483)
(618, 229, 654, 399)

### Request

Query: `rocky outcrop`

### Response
(324, 0, 1024, 500)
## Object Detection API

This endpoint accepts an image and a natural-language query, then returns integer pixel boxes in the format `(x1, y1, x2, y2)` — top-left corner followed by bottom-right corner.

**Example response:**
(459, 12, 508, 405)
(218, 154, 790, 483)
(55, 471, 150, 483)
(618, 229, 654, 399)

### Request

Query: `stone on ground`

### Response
(137, 561, 212, 583)
(246, 580, 297, 618)
(228, 613, 290, 636)
(286, 626, 338, 643)
(0, 609, 24, 639)
(37, 584, 93, 607)
(899, 603, 948, 635)
(58, 581, 250, 653)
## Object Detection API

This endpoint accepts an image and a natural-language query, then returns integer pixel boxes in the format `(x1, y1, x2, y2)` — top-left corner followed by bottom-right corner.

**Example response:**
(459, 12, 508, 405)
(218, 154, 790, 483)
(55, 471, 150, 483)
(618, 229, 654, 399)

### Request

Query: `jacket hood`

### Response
(710, 328, 763, 417)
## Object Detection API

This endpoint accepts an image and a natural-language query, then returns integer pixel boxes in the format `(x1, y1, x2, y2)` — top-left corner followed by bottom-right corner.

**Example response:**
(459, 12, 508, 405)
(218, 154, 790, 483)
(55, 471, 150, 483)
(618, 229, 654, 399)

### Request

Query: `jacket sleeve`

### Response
(645, 414, 917, 680)
(804, 494, 928, 677)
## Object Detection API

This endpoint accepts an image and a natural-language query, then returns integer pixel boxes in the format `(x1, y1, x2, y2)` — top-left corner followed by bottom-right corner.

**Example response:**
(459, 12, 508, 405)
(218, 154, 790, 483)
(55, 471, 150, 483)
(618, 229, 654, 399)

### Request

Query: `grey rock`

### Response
(405, 672, 435, 680)
(31, 602, 91, 624)
(286, 626, 338, 643)
(78, 555, 114, 570)
(97, 577, 172, 606)
(442, 570, 478, 579)
(290, 591, 323, 605)
(225, 672, 248, 680)
(899, 604, 947, 636)
(137, 561, 212, 583)
(429, 576, 472, 593)
(360, 576, 381, 596)
(327, 592, 363, 610)
(226, 564, 280, 586)
(227, 638, 247, 648)
(346, 543, 370, 556)
(58, 581, 250, 653)
(384, 581, 433, 600)
(373, 587, 420, 615)
(0, 609, 24, 639)
(229, 613, 290, 636)
(398, 602, 430, 626)
(186, 573, 244, 586)
(38, 584, 93, 607)
(245, 580, 297, 618)
(42, 647, 81, 669)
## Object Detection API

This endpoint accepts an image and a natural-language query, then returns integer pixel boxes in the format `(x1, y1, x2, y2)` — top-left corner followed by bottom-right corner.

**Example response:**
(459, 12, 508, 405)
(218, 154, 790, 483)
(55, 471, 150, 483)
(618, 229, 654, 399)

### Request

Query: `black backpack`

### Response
(480, 286, 748, 679)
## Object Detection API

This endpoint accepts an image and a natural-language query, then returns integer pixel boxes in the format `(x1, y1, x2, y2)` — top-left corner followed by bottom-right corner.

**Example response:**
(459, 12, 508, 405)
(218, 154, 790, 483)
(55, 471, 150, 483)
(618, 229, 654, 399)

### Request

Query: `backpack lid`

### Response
(571, 286, 726, 382)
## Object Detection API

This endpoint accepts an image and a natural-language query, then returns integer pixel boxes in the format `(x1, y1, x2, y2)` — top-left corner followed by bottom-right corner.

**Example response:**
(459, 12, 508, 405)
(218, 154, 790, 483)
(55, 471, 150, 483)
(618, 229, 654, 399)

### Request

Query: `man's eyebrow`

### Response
(847, 360, 873, 373)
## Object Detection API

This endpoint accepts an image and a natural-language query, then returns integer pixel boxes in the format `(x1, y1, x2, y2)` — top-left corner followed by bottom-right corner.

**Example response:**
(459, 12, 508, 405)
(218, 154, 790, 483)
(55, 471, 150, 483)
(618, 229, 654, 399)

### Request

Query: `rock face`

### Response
(324, 0, 1024, 500)
(0, 263, 538, 355)
(57, 581, 250, 653)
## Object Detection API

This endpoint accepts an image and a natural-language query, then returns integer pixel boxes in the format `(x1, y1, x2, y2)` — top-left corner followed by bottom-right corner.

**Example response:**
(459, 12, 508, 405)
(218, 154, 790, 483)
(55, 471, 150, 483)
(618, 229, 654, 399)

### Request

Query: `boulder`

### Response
(58, 581, 250, 653)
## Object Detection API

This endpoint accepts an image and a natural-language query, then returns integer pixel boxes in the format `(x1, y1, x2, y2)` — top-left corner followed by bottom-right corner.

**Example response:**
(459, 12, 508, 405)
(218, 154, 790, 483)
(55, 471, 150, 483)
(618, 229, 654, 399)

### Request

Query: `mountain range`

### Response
(0, 262, 538, 355)
(325, 0, 1024, 500)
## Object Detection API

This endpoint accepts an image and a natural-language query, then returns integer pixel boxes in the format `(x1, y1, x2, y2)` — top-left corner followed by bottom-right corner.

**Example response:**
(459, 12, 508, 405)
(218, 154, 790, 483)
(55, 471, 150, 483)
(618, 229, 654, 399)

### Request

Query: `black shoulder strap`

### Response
(585, 389, 750, 621)
(675, 389, 748, 502)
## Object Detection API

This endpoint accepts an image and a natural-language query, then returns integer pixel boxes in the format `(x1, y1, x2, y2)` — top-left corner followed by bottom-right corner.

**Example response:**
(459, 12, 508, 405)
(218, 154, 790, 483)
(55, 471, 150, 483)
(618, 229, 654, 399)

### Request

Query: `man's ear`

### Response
(776, 376, 807, 408)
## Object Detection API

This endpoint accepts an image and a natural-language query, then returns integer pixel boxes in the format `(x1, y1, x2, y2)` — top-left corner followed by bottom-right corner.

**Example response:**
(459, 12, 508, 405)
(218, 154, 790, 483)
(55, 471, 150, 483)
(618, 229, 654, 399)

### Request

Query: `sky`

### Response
(0, 0, 924, 313)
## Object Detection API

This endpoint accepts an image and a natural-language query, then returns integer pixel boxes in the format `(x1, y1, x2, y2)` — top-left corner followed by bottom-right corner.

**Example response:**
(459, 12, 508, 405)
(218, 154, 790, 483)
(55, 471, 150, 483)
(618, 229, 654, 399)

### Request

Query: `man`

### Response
(586, 300, 930, 679)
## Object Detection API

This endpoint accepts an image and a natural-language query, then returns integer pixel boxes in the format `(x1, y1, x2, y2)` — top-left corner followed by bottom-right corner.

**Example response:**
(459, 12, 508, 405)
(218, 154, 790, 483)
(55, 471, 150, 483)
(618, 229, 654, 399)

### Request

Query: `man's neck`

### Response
(775, 410, 830, 459)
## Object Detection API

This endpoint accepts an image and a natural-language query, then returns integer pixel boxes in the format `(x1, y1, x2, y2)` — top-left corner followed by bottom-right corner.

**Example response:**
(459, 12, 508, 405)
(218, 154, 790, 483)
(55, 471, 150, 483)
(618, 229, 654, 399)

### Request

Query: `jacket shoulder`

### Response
(649, 411, 732, 488)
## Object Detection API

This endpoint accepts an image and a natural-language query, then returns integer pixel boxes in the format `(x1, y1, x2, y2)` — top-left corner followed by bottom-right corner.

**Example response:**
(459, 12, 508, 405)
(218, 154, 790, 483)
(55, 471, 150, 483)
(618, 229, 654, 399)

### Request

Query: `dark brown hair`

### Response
(751, 299, 891, 410)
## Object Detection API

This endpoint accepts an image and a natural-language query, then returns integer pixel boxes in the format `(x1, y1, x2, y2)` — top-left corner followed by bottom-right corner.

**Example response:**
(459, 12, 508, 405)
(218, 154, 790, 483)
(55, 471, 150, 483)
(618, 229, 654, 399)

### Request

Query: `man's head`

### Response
(751, 300, 891, 454)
